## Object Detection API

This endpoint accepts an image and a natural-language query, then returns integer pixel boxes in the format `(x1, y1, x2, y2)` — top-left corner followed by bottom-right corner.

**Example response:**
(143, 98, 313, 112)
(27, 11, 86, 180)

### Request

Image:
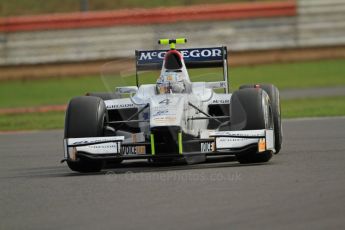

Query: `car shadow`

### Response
(5, 156, 273, 179)
(65, 155, 272, 176)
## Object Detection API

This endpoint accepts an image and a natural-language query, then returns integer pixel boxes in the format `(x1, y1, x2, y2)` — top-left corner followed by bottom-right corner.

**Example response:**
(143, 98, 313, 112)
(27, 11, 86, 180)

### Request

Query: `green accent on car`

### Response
(159, 38, 187, 50)
(178, 132, 183, 154)
(159, 39, 169, 45)
(175, 38, 187, 44)
(150, 134, 155, 155)
(170, 42, 176, 50)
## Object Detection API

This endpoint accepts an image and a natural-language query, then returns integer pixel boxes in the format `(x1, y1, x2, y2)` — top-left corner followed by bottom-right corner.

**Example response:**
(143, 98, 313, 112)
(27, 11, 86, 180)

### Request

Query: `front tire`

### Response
(230, 88, 273, 163)
(86, 92, 124, 164)
(64, 96, 107, 172)
(239, 84, 282, 153)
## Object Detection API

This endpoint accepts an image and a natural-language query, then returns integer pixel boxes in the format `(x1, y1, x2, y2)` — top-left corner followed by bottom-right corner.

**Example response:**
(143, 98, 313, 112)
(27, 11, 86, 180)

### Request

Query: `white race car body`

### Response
(63, 45, 275, 163)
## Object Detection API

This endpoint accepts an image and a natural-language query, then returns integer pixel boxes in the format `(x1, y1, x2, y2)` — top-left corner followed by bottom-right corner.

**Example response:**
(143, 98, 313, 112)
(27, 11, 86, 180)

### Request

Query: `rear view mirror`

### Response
(115, 86, 138, 94)
(205, 81, 227, 89)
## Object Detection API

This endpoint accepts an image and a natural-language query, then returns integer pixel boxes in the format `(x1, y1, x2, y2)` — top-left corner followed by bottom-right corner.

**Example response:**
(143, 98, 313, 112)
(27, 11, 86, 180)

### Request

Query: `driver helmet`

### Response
(156, 71, 185, 94)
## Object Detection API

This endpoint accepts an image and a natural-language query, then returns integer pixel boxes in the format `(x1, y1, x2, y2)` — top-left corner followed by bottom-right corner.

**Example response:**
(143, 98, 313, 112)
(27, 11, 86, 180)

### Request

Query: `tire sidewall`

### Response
(239, 84, 282, 153)
(230, 88, 273, 163)
(64, 96, 107, 172)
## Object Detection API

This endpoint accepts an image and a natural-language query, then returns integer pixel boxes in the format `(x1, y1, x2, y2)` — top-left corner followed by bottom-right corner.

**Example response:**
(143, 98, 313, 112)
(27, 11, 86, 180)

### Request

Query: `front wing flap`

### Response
(210, 129, 275, 153)
(63, 129, 274, 161)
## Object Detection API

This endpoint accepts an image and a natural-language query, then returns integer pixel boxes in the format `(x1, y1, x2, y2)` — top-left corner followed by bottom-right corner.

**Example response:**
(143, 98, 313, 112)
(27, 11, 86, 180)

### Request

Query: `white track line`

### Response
(283, 116, 345, 122)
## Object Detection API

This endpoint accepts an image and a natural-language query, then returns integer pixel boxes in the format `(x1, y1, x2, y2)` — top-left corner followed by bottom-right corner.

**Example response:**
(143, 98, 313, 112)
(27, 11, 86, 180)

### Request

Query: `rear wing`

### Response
(135, 46, 229, 92)
(135, 46, 227, 71)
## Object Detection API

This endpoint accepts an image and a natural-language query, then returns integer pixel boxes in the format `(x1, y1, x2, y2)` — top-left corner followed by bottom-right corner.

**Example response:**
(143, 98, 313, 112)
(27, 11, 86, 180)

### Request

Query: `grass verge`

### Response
(1, 59, 345, 109)
(0, 112, 65, 131)
(282, 96, 345, 119)
(1, 96, 345, 131)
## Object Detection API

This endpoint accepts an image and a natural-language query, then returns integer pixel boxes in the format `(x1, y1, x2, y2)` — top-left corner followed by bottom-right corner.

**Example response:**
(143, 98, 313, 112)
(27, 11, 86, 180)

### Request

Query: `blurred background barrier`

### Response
(0, 0, 344, 75)
(297, 0, 345, 47)
(0, 2, 296, 32)
(1, 0, 345, 131)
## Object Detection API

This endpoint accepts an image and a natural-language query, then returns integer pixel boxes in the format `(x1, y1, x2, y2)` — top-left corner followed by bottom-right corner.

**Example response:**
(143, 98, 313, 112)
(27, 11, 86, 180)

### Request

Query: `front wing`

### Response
(62, 129, 275, 162)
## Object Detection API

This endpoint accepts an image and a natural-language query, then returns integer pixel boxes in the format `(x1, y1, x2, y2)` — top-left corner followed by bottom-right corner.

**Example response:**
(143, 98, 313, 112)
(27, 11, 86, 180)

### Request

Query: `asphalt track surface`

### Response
(1, 117, 345, 230)
(280, 86, 345, 99)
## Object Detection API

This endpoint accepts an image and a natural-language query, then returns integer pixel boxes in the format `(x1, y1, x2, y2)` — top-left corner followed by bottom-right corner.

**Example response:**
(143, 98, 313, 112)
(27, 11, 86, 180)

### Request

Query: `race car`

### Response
(62, 38, 282, 172)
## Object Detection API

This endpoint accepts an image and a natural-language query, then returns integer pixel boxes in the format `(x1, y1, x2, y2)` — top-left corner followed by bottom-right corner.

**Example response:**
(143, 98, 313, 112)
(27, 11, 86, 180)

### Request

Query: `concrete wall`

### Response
(297, 0, 345, 47)
(0, 0, 344, 66)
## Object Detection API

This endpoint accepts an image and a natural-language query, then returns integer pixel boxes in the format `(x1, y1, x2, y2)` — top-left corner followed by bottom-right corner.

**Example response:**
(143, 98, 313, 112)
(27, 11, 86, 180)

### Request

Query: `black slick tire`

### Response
(230, 88, 273, 163)
(64, 96, 107, 172)
(239, 84, 282, 153)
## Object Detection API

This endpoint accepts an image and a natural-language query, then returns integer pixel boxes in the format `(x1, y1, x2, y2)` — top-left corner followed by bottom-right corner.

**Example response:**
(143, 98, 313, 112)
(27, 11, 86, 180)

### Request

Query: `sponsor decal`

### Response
(80, 144, 118, 149)
(152, 117, 176, 124)
(70, 138, 122, 146)
(211, 130, 265, 137)
(137, 47, 224, 64)
(151, 106, 177, 118)
(201, 142, 215, 152)
(153, 110, 169, 117)
(139, 51, 166, 61)
(116, 87, 137, 94)
(74, 143, 121, 154)
(159, 99, 171, 105)
(121, 146, 146, 155)
(218, 138, 244, 142)
(210, 130, 270, 149)
(215, 137, 259, 149)
(106, 103, 135, 109)
(151, 105, 177, 115)
(219, 81, 227, 88)
(66, 136, 124, 155)
(211, 99, 230, 104)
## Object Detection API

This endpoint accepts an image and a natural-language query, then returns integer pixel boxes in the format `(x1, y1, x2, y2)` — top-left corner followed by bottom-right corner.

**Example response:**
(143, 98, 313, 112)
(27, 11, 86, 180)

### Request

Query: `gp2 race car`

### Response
(62, 38, 282, 172)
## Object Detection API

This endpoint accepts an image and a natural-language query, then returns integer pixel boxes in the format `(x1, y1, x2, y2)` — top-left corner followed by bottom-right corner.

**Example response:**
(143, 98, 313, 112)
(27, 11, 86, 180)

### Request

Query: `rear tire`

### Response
(64, 96, 107, 172)
(239, 84, 282, 153)
(86, 92, 120, 100)
(230, 88, 273, 163)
